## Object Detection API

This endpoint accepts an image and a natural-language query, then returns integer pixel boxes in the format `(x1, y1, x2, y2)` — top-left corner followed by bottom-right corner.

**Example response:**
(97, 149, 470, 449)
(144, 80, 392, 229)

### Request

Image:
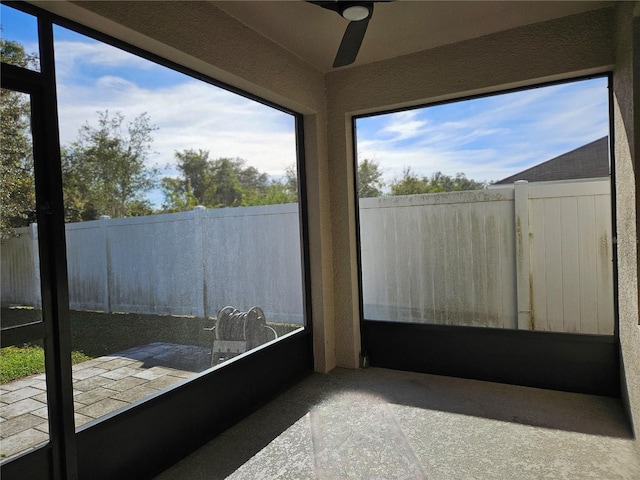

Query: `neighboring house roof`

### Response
(494, 136, 609, 184)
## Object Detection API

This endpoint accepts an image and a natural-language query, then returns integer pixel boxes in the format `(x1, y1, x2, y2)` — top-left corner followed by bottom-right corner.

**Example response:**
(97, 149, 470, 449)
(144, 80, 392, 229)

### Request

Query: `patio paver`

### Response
(1, 429, 48, 458)
(0, 342, 211, 462)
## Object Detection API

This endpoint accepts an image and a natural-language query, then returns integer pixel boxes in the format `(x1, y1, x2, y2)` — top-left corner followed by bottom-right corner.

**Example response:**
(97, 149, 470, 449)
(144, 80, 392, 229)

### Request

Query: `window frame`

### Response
(352, 73, 620, 394)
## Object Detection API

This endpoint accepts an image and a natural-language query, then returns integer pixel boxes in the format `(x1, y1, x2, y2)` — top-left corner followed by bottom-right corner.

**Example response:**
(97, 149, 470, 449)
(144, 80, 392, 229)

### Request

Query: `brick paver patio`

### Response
(0, 343, 210, 461)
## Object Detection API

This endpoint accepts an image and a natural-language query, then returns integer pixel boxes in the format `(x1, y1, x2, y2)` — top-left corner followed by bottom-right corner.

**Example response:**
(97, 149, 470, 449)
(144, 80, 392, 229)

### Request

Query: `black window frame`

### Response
(353, 73, 620, 396)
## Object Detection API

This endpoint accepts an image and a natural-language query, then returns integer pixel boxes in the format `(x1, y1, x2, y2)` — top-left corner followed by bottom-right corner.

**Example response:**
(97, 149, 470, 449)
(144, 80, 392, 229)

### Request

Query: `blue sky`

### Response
(1, 4, 298, 207)
(356, 77, 609, 185)
(3, 4, 610, 198)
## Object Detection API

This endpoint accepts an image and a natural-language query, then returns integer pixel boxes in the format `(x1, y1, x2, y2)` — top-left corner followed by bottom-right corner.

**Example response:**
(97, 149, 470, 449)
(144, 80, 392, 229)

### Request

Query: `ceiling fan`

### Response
(310, 1, 388, 68)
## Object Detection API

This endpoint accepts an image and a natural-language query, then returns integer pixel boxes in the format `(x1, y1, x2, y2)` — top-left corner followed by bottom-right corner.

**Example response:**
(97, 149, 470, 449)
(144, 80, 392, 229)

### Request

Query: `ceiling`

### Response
(212, 1, 613, 72)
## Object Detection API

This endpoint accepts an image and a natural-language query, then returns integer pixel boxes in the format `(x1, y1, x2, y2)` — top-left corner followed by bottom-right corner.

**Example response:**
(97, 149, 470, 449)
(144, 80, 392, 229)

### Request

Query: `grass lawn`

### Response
(0, 345, 91, 384)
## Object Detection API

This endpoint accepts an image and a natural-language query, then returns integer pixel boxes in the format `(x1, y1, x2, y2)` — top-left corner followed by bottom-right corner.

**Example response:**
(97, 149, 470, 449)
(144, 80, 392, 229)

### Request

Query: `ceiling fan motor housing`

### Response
(340, 4, 372, 21)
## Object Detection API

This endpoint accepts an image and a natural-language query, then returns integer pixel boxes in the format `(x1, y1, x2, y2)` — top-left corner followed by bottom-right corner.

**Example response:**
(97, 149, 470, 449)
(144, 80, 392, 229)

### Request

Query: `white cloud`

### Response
(54, 40, 156, 75)
(50, 35, 609, 199)
(54, 40, 297, 180)
(357, 78, 609, 184)
(378, 110, 429, 141)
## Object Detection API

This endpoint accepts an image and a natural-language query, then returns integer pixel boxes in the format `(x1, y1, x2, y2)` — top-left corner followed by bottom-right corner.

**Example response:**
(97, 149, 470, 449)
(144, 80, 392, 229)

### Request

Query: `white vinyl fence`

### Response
(2, 204, 305, 325)
(360, 187, 516, 328)
(358, 177, 614, 334)
(520, 179, 614, 334)
(1, 178, 614, 334)
(1, 223, 41, 309)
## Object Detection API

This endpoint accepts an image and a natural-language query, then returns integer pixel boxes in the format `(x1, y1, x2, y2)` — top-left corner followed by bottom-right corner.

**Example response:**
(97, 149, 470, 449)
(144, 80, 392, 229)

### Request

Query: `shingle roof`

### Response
(494, 136, 609, 184)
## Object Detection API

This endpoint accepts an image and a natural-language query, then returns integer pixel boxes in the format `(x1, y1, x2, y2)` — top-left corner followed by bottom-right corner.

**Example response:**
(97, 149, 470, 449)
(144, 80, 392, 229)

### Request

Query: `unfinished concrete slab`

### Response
(153, 367, 640, 480)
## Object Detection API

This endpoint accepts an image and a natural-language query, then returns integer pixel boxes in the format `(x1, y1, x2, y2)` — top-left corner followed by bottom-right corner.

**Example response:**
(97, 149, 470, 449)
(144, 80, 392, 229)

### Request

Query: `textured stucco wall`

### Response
(326, 7, 615, 116)
(325, 7, 616, 368)
(302, 110, 336, 373)
(613, 1, 640, 440)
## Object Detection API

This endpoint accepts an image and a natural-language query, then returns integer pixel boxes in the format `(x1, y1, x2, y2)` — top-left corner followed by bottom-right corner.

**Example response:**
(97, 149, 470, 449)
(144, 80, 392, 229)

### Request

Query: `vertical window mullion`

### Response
(33, 16, 78, 480)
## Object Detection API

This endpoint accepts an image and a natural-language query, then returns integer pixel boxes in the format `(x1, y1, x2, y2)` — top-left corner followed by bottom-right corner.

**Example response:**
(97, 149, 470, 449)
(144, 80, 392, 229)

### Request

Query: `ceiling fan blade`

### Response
(333, 16, 370, 68)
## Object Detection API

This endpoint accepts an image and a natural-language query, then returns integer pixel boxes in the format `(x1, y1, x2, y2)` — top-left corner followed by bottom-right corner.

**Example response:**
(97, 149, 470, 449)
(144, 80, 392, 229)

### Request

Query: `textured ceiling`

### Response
(212, 1, 613, 72)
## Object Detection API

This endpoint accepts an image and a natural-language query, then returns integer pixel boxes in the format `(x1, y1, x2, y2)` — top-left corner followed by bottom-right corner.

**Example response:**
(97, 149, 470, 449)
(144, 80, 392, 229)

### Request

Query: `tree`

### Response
(173, 149, 215, 202)
(357, 159, 385, 198)
(62, 111, 158, 221)
(390, 168, 486, 196)
(209, 157, 252, 207)
(280, 164, 299, 204)
(249, 165, 298, 205)
(0, 38, 38, 239)
(161, 150, 296, 211)
(429, 171, 486, 192)
(160, 149, 212, 212)
(389, 167, 433, 195)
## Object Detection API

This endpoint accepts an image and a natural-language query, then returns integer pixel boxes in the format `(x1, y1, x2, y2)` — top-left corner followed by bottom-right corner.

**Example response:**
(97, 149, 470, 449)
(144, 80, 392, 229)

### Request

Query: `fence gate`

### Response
(514, 179, 614, 335)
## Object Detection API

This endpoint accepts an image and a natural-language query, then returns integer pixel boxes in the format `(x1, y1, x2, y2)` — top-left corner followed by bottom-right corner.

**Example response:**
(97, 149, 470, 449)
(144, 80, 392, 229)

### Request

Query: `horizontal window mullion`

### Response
(0, 62, 42, 92)
(1, 321, 46, 347)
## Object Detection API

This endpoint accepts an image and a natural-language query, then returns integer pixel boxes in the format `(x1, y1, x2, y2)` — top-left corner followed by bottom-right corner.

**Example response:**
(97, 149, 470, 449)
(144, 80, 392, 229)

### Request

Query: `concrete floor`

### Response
(154, 367, 640, 480)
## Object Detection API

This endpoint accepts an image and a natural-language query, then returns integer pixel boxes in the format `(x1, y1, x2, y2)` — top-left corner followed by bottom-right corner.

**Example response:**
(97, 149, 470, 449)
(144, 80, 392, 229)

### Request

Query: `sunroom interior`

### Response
(1, 1, 639, 479)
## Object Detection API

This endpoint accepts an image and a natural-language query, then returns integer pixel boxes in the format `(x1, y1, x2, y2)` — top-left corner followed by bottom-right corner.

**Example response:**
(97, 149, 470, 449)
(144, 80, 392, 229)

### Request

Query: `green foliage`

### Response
(390, 168, 486, 196)
(161, 176, 200, 212)
(0, 38, 38, 239)
(61, 111, 158, 221)
(271, 164, 299, 205)
(250, 180, 298, 206)
(172, 149, 216, 204)
(162, 149, 298, 211)
(0, 345, 91, 384)
(247, 164, 298, 206)
(212, 157, 258, 207)
(0, 346, 44, 383)
(357, 158, 385, 198)
(0, 36, 38, 68)
(3, 39, 299, 228)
